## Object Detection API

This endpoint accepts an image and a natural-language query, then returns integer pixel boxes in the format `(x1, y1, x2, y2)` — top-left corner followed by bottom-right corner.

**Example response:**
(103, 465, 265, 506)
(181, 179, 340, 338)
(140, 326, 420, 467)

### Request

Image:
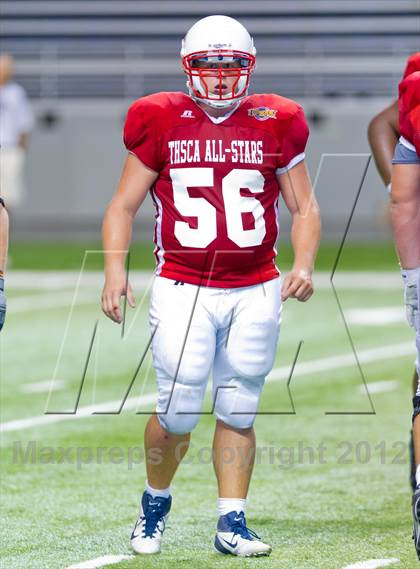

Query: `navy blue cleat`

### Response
(214, 510, 271, 557)
(0, 277, 6, 332)
(413, 487, 420, 560)
(131, 491, 171, 554)
(410, 430, 416, 492)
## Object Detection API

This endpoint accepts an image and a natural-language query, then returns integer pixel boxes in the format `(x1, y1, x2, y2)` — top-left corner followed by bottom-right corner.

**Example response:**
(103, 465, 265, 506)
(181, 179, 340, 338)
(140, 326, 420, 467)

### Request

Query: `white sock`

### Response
(416, 465, 420, 488)
(218, 498, 246, 517)
(145, 480, 171, 499)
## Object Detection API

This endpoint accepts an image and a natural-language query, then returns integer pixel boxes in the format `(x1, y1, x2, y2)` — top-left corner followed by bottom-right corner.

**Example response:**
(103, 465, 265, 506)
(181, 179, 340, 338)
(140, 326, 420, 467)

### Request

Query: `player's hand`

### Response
(101, 274, 136, 324)
(401, 267, 420, 327)
(0, 278, 6, 331)
(281, 269, 313, 302)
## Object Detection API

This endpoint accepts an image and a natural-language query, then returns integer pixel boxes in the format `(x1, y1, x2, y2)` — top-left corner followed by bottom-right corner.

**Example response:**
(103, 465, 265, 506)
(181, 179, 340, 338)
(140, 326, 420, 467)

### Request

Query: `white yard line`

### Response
(0, 392, 157, 433)
(6, 271, 403, 314)
(20, 379, 67, 394)
(66, 554, 133, 569)
(342, 558, 399, 569)
(357, 380, 399, 394)
(0, 341, 414, 434)
(9, 291, 99, 312)
(6, 270, 403, 292)
(7, 271, 153, 291)
(345, 307, 405, 326)
(267, 341, 414, 381)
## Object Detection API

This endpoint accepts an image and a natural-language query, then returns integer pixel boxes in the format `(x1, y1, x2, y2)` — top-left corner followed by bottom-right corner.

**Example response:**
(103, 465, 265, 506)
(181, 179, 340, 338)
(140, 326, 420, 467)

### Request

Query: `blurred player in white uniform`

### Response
(0, 54, 34, 208)
(389, 65, 420, 558)
(0, 197, 8, 330)
(102, 15, 321, 557)
(368, 52, 420, 491)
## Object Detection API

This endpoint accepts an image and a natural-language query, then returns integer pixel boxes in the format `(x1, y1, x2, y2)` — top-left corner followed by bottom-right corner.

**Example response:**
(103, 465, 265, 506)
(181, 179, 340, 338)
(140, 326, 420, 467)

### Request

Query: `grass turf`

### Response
(0, 273, 417, 568)
(8, 240, 399, 272)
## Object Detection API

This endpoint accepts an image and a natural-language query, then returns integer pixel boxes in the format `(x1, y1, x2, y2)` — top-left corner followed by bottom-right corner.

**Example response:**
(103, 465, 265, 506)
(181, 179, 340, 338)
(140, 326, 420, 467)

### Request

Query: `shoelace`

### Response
(142, 503, 166, 538)
(230, 513, 261, 541)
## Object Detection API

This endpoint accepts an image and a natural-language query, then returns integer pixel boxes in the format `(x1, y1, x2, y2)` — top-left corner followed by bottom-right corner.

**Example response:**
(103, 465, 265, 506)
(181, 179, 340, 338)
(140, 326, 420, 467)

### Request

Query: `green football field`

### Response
(1, 242, 418, 568)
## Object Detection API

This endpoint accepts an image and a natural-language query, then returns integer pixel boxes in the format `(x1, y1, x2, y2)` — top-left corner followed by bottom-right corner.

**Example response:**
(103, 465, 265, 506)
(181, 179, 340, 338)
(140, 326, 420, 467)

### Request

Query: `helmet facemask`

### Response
(182, 49, 256, 109)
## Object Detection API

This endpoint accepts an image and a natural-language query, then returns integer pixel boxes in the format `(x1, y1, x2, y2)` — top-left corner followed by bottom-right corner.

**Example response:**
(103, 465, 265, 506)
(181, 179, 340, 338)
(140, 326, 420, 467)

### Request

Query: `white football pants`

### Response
(149, 275, 282, 434)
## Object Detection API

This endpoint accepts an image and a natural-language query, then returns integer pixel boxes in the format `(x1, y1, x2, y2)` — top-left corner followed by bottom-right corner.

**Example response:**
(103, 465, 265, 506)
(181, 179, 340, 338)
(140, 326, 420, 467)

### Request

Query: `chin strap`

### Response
(186, 82, 246, 110)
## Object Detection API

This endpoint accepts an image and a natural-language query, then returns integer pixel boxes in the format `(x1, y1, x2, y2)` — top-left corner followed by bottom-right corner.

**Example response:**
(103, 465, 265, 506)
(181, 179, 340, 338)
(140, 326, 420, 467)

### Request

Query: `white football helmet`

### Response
(181, 15, 256, 109)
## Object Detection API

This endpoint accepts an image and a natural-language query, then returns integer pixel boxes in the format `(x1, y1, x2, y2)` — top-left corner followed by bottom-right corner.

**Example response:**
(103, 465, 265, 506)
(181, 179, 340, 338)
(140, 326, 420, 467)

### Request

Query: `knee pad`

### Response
(152, 322, 214, 385)
(151, 323, 214, 436)
(413, 395, 420, 423)
(156, 409, 201, 435)
(155, 375, 207, 435)
(214, 411, 256, 430)
(213, 375, 264, 430)
(227, 319, 279, 379)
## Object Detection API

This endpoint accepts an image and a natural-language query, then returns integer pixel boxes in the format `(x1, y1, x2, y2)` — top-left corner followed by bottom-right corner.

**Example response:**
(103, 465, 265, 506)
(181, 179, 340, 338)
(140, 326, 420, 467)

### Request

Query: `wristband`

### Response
(401, 267, 420, 282)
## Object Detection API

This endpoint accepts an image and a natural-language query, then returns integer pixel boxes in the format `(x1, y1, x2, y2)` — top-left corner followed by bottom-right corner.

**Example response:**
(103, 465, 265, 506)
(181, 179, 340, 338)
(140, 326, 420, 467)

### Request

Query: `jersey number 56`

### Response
(170, 167, 267, 248)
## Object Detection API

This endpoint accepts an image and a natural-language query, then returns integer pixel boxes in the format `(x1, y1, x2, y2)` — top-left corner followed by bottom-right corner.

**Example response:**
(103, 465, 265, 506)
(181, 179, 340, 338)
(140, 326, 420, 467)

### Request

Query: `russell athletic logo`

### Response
(248, 107, 278, 121)
(180, 110, 195, 118)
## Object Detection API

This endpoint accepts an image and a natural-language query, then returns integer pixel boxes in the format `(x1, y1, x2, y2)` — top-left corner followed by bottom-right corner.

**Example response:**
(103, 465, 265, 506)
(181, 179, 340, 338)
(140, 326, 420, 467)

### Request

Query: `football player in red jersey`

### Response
(391, 68, 420, 560)
(368, 52, 420, 492)
(102, 15, 321, 557)
(369, 53, 420, 192)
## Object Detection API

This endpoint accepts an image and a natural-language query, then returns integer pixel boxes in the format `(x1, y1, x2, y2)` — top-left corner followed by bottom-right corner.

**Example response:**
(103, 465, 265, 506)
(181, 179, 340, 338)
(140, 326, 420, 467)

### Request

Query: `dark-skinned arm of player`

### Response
(277, 161, 321, 302)
(101, 153, 158, 324)
(390, 164, 420, 327)
(367, 100, 399, 188)
(0, 198, 9, 331)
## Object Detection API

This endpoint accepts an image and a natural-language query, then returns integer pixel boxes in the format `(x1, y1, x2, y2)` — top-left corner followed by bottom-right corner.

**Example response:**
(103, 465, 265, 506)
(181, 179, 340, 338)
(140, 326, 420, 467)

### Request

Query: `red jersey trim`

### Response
(158, 264, 280, 288)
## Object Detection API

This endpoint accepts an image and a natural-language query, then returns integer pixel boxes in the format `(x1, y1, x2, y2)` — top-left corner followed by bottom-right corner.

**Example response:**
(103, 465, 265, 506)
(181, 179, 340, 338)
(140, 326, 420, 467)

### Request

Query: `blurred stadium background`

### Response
(2, 0, 420, 245)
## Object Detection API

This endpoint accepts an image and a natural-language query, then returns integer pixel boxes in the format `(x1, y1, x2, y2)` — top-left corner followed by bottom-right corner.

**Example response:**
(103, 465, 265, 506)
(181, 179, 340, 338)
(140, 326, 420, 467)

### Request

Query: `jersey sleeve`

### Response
(276, 106, 309, 174)
(400, 72, 420, 111)
(410, 106, 420, 157)
(402, 52, 420, 79)
(123, 100, 162, 172)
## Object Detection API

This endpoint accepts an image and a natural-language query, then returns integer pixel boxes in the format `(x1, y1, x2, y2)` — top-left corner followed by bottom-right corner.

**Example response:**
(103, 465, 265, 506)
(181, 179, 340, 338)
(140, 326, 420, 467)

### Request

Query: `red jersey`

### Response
(399, 71, 420, 149)
(124, 92, 309, 287)
(402, 52, 420, 80)
(398, 51, 420, 148)
(410, 104, 420, 156)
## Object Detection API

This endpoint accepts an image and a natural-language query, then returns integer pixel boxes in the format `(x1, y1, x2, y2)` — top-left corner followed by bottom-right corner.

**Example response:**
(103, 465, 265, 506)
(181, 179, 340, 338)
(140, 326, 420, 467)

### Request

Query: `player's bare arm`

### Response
(391, 162, 420, 330)
(390, 164, 420, 271)
(278, 162, 321, 302)
(102, 154, 158, 323)
(0, 198, 9, 330)
(368, 100, 399, 186)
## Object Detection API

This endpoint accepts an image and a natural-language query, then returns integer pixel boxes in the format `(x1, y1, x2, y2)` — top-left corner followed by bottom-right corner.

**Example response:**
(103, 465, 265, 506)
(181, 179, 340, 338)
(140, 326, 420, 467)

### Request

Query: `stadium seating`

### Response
(1, 0, 419, 98)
